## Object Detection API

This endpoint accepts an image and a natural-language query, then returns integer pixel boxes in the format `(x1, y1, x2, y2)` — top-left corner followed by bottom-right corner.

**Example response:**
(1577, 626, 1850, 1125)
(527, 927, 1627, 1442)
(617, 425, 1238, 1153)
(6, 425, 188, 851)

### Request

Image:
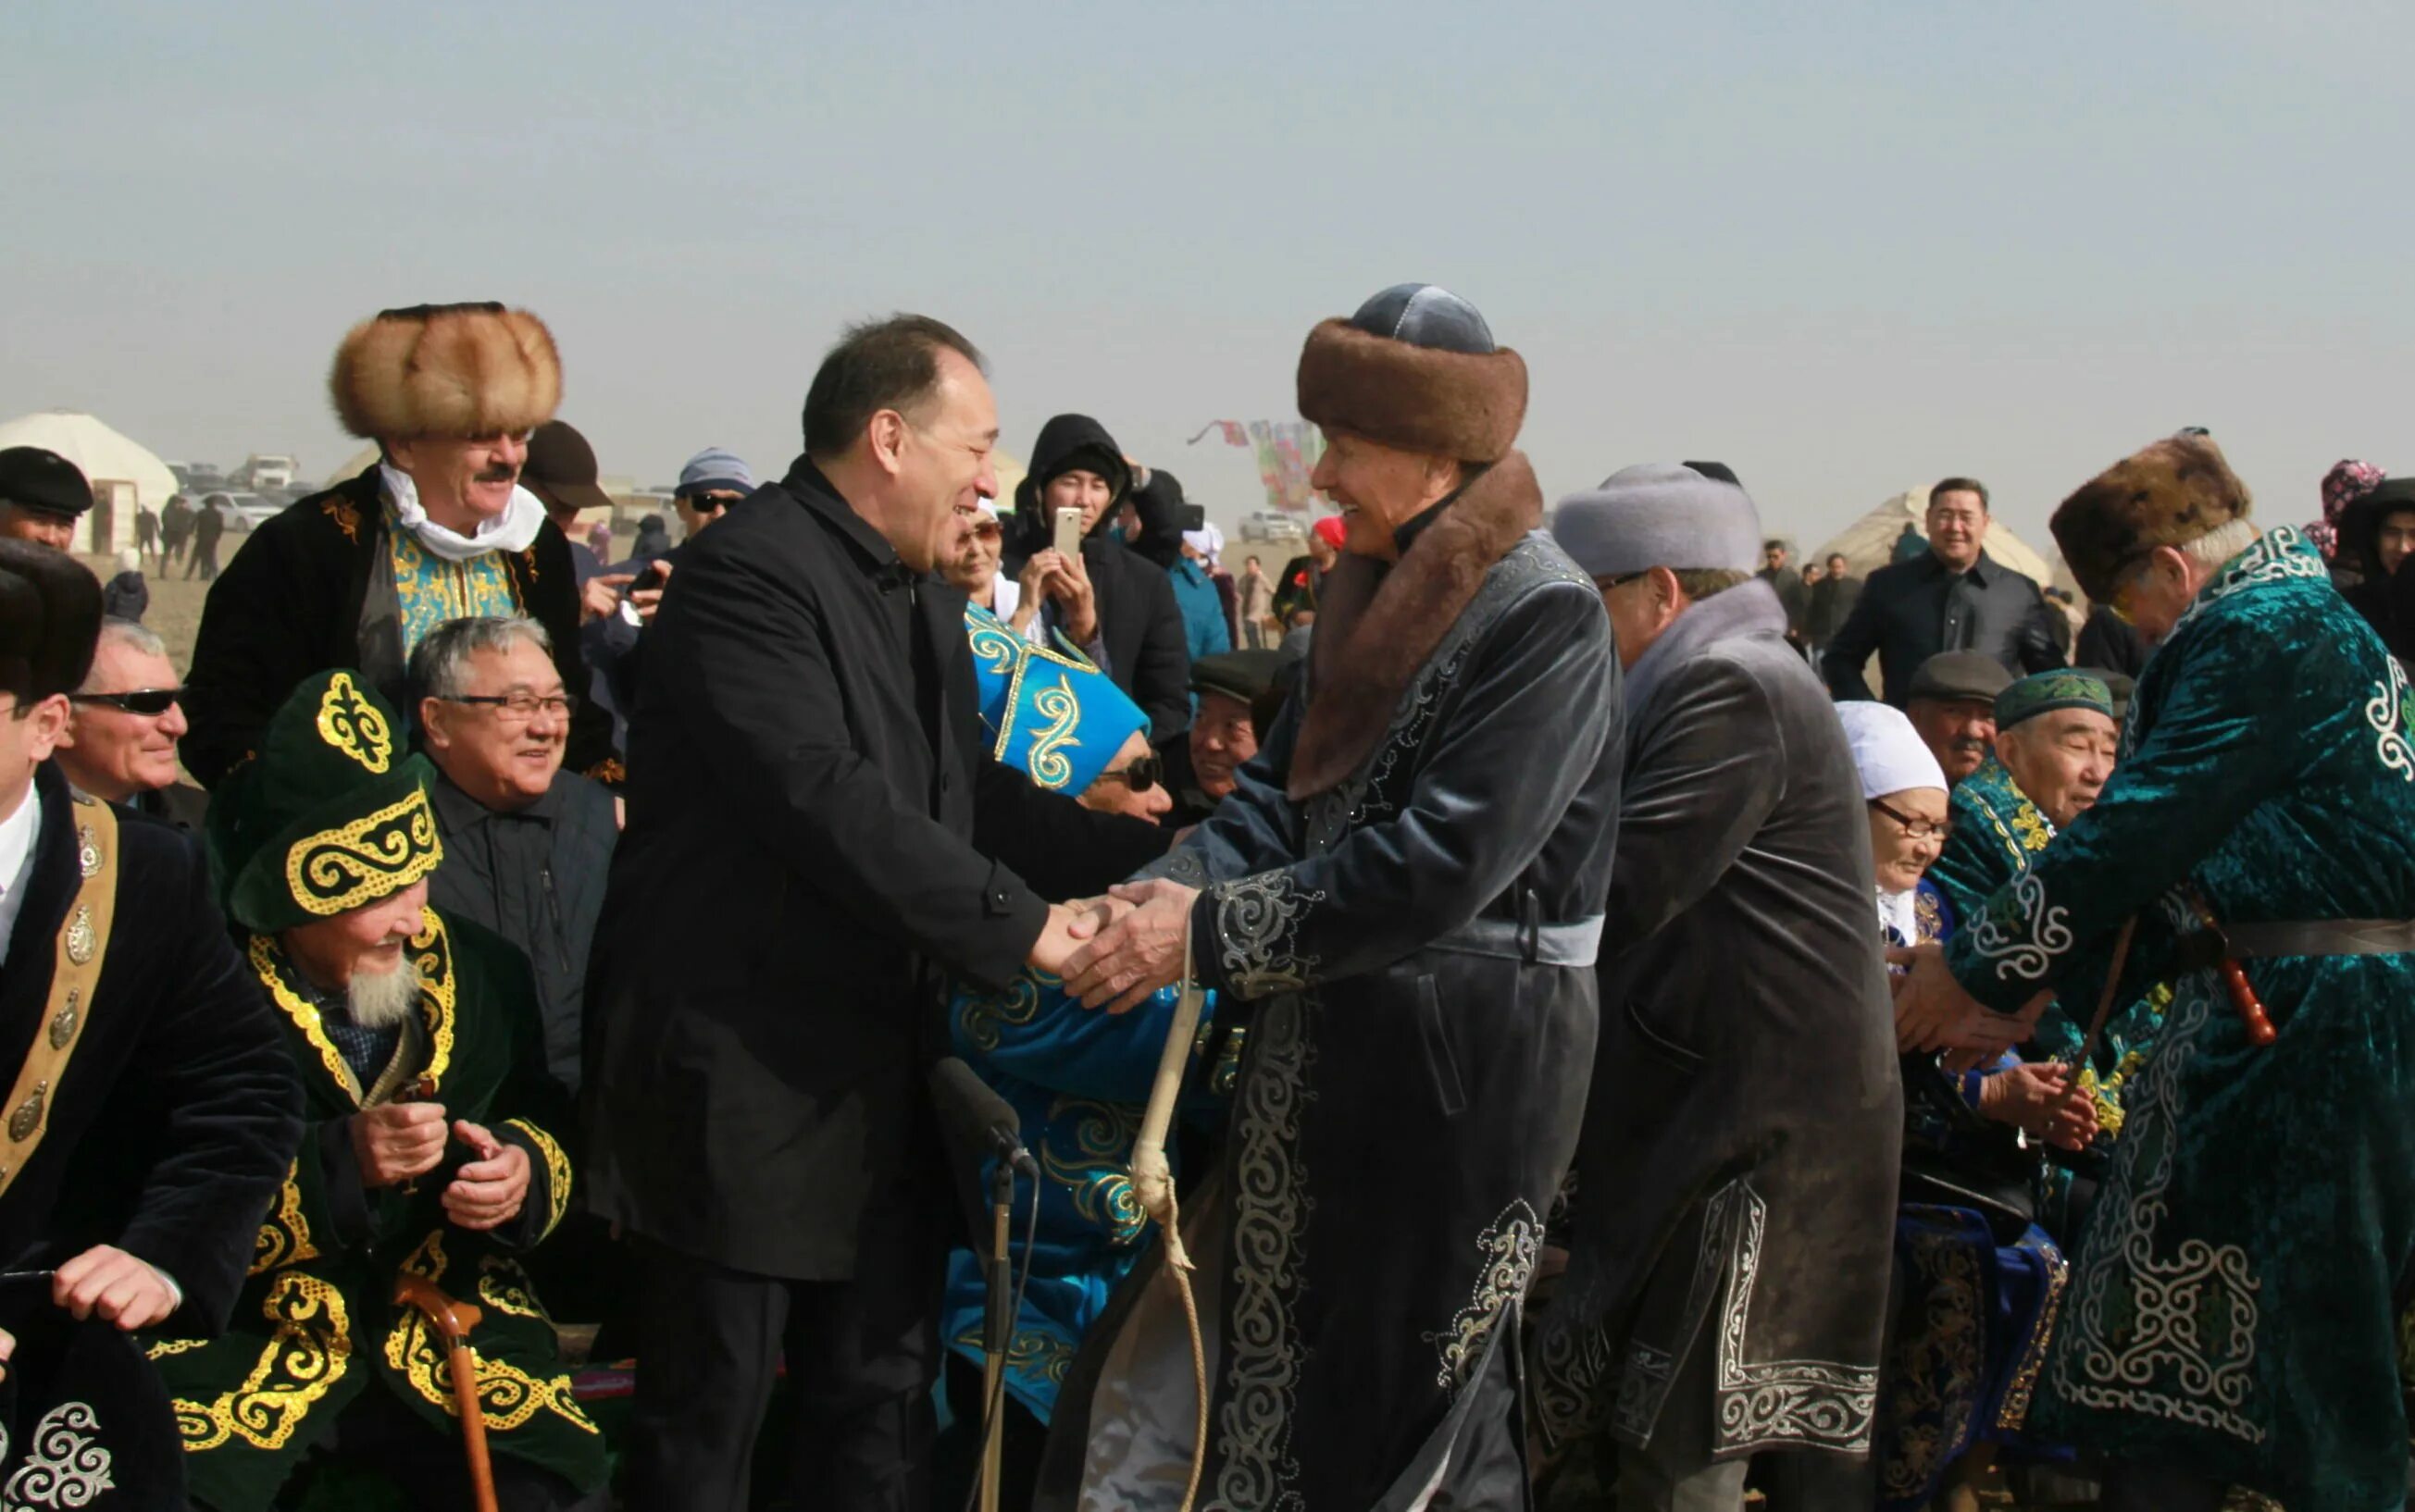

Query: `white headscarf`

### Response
(1836, 700, 1949, 939)
(379, 463, 546, 562)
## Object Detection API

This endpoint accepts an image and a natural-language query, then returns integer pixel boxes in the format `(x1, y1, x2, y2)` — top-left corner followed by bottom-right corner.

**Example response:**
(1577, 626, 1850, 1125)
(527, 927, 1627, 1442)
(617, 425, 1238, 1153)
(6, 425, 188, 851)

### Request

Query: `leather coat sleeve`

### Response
(1189, 583, 1616, 998)
(1602, 654, 1788, 950)
(2016, 586, 2071, 675)
(116, 852, 305, 1335)
(973, 756, 1174, 902)
(1946, 610, 2290, 1011)
(1819, 576, 1886, 700)
(664, 542, 1047, 990)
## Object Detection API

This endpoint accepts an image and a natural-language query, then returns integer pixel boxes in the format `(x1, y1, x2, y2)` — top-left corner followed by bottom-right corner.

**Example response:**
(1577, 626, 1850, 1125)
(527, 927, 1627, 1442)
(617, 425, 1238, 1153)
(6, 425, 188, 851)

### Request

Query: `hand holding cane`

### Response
(394, 1273, 498, 1512)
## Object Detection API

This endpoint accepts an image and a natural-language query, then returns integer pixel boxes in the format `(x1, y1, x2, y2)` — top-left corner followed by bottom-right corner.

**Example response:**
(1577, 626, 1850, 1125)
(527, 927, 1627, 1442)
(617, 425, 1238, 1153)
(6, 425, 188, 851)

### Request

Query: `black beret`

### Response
(0, 448, 93, 519)
(1905, 651, 2015, 707)
(0, 539, 101, 704)
(1190, 649, 1292, 707)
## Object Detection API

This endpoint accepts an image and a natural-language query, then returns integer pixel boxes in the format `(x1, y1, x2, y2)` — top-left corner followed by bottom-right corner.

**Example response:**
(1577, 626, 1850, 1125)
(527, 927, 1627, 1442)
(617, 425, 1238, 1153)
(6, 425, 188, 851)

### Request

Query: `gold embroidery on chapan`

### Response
(386, 1233, 598, 1435)
(169, 1272, 353, 1451)
(249, 1161, 319, 1276)
(282, 789, 441, 917)
(315, 671, 393, 774)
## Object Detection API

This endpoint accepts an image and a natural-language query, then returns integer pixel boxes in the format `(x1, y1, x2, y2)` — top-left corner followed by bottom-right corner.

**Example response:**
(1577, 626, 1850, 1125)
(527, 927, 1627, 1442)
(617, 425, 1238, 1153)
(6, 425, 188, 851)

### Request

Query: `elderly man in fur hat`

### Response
(1041, 284, 1623, 1511)
(156, 670, 605, 1511)
(1894, 433, 2415, 1512)
(183, 303, 615, 787)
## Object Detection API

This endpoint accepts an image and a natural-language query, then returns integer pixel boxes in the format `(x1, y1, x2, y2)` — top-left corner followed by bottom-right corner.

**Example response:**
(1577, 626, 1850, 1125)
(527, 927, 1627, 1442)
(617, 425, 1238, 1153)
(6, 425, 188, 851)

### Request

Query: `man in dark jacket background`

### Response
(1538, 463, 1899, 1506)
(1003, 415, 1192, 738)
(1804, 550, 1861, 651)
(1822, 477, 2065, 704)
(584, 316, 1168, 1512)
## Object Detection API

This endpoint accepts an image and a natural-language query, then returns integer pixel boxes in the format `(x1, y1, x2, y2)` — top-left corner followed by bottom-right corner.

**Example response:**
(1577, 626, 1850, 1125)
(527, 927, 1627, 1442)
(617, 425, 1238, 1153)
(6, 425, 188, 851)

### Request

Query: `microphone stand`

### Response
(980, 1155, 1015, 1512)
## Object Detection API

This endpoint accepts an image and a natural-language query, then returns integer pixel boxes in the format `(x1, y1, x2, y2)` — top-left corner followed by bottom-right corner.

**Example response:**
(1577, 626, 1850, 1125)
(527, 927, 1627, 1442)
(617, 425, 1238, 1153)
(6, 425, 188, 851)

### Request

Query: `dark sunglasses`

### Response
(69, 687, 184, 715)
(1095, 755, 1161, 794)
(1869, 797, 1952, 841)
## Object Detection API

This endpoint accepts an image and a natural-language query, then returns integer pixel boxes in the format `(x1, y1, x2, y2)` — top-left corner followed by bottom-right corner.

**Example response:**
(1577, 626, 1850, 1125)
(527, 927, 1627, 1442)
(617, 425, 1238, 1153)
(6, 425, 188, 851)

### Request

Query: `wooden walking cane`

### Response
(1127, 915, 1209, 1512)
(395, 1273, 499, 1512)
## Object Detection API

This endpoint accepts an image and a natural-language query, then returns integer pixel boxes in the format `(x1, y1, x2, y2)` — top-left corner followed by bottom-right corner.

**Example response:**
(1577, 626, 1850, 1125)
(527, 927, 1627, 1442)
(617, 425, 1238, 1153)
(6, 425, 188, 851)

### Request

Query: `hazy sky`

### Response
(7, 0, 2411, 550)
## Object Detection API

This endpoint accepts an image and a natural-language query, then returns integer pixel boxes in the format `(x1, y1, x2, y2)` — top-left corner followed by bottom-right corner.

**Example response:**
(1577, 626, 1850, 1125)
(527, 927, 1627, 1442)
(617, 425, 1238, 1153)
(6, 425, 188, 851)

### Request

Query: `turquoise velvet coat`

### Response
(1943, 527, 2415, 1511)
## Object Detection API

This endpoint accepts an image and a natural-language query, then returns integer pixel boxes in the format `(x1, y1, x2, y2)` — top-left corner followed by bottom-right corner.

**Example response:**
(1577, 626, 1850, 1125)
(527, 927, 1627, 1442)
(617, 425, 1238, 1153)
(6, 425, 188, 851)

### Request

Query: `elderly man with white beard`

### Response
(161, 670, 604, 1512)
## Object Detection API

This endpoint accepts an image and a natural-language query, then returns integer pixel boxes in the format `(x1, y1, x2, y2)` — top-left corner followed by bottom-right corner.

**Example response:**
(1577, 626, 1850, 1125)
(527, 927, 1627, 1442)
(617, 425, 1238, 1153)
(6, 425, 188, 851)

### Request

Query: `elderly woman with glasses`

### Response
(1841, 700, 2084, 1511)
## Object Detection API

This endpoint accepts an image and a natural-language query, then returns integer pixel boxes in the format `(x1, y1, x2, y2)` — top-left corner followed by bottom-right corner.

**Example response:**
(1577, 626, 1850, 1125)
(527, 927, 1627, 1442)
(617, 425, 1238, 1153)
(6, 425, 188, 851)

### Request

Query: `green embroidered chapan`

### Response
(1944, 527, 2415, 1512)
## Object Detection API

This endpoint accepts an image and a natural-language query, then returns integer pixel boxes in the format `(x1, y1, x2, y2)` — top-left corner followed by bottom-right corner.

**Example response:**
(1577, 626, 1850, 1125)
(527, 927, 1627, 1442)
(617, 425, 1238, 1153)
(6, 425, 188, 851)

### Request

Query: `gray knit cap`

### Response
(1549, 462, 1763, 580)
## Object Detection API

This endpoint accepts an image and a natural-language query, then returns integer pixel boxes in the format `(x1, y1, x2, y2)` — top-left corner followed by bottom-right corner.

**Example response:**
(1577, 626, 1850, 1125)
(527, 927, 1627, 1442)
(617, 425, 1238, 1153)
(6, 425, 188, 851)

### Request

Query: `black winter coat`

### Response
(181, 469, 614, 786)
(1820, 548, 2066, 705)
(582, 458, 1168, 1279)
(1533, 581, 1900, 1466)
(0, 766, 302, 1335)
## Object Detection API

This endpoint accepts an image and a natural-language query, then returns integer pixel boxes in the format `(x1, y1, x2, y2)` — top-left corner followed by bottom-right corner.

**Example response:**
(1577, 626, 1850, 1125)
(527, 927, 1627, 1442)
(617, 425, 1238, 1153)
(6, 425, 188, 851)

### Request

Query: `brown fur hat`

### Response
(1297, 294, 1527, 463)
(2051, 433, 2254, 602)
(330, 302, 563, 440)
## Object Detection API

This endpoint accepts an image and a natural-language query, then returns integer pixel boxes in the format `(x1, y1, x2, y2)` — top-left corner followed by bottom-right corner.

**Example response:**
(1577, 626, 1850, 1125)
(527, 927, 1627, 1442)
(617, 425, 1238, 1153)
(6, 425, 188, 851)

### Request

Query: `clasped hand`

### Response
(350, 1103, 529, 1230)
(1026, 879, 1200, 1014)
(1886, 943, 2049, 1067)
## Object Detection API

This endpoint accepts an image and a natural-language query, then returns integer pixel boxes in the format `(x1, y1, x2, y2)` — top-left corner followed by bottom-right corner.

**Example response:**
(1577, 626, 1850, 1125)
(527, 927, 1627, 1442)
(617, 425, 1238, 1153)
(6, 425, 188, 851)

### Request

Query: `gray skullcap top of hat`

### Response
(1548, 462, 1764, 580)
(1348, 284, 1497, 354)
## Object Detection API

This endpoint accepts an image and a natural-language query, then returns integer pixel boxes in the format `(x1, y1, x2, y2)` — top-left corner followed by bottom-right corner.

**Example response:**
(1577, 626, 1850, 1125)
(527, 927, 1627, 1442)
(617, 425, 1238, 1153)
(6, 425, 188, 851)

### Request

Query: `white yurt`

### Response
(0, 409, 181, 555)
(1811, 485, 2057, 587)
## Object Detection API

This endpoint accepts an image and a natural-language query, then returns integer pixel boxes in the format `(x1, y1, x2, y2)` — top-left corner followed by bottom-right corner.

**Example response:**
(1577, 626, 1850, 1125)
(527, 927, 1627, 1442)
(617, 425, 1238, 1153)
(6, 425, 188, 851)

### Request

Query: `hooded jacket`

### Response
(1008, 415, 1192, 738)
(2336, 482, 2415, 662)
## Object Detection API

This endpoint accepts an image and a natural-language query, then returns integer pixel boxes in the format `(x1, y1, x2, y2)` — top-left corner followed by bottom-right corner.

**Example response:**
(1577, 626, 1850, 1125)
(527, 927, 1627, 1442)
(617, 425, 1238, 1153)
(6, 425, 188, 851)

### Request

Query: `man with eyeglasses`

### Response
(183, 302, 615, 788)
(55, 618, 207, 830)
(410, 615, 616, 1098)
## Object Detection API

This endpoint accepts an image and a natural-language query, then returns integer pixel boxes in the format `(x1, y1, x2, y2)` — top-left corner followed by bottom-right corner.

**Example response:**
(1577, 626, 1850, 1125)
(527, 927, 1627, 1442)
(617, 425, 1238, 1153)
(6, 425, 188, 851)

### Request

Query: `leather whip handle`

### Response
(2185, 892, 2278, 1047)
(396, 1274, 499, 1512)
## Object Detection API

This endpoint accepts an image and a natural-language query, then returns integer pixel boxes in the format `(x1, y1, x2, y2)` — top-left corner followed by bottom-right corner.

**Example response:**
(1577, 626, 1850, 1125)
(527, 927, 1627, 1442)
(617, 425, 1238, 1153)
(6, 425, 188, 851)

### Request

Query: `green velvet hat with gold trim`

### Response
(207, 669, 443, 932)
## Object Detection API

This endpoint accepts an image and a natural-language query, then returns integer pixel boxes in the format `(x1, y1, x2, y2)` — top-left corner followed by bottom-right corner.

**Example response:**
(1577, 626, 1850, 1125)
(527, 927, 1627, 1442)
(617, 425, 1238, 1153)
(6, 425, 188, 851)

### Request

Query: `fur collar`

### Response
(1621, 577, 1786, 722)
(1288, 452, 1542, 799)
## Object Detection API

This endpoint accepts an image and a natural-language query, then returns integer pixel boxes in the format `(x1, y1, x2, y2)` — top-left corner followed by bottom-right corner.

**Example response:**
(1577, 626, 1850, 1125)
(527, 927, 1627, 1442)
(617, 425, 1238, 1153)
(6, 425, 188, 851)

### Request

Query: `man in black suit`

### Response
(584, 315, 1166, 1512)
(1820, 476, 2066, 704)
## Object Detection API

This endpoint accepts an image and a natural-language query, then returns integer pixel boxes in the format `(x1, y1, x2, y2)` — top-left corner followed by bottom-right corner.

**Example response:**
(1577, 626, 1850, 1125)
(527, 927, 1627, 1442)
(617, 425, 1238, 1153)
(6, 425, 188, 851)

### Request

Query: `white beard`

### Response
(346, 964, 420, 1031)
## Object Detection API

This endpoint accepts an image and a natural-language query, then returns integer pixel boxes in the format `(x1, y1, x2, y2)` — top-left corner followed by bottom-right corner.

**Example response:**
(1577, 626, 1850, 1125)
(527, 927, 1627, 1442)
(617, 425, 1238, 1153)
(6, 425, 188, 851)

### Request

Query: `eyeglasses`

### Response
(1869, 797, 1951, 841)
(69, 687, 184, 715)
(435, 691, 580, 723)
(1094, 755, 1161, 793)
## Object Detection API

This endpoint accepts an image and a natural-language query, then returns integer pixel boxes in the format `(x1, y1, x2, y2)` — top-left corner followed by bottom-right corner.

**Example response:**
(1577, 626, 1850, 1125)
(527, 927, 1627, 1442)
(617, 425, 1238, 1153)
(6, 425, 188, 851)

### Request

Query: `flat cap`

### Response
(0, 448, 93, 519)
(1905, 651, 2014, 706)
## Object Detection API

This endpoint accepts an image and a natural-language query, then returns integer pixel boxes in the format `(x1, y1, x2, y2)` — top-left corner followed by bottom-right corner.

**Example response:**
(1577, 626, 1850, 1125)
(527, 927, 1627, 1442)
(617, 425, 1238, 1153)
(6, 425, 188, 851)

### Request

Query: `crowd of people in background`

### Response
(0, 280, 2406, 1512)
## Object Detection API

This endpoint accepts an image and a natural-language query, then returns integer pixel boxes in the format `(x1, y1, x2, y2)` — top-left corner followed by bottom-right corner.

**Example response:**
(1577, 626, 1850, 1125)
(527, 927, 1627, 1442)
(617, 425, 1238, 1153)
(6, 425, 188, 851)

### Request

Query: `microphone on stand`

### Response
(929, 1056, 1038, 1176)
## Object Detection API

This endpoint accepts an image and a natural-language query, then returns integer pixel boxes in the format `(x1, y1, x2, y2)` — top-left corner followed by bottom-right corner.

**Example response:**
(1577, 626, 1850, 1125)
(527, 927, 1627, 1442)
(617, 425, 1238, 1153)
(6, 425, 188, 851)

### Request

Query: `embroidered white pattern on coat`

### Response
(2052, 973, 2265, 1444)
(2365, 655, 2414, 783)
(1212, 873, 1325, 996)
(2, 1402, 115, 1511)
(1966, 872, 2073, 984)
(2169, 526, 2325, 638)
(1427, 1200, 1541, 1389)
(1204, 994, 1316, 1512)
(1711, 1182, 1880, 1455)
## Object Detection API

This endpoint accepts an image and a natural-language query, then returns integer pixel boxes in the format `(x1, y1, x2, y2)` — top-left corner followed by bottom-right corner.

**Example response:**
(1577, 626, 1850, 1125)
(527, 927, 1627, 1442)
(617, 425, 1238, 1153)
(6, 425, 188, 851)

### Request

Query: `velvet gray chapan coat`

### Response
(1039, 455, 1624, 1512)
(1529, 578, 1903, 1469)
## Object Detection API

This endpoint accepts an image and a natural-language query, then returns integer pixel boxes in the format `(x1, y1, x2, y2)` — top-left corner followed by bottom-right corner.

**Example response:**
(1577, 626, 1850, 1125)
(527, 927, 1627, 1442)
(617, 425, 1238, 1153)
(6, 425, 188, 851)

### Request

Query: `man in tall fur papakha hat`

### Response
(158, 668, 605, 1511)
(1042, 286, 1624, 1511)
(1893, 431, 2415, 1511)
(182, 303, 616, 787)
(0, 540, 303, 1510)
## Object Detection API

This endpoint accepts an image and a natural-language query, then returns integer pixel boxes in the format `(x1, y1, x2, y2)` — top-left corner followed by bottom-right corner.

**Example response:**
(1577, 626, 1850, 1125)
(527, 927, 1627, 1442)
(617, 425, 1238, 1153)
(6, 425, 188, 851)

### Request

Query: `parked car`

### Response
(1239, 510, 1306, 542)
(205, 491, 285, 532)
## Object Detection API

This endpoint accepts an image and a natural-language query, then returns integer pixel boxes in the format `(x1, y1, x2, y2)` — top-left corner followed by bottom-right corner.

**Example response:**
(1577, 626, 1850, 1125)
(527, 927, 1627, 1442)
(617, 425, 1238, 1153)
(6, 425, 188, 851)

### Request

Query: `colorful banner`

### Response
(1192, 418, 1326, 514)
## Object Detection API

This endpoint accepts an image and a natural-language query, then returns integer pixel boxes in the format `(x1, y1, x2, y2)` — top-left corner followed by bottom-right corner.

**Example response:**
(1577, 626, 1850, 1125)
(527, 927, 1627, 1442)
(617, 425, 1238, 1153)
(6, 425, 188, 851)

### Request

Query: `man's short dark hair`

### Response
(1826, 552, 1847, 567)
(1931, 477, 1991, 512)
(802, 315, 985, 461)
(1763, 539, 1786, 553)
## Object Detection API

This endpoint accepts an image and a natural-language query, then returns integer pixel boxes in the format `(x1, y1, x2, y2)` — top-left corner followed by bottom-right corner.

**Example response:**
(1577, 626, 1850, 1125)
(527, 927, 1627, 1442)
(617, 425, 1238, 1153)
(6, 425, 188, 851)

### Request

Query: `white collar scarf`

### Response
(379, 464, 546, 562)
(1876, 886, 1919, 947)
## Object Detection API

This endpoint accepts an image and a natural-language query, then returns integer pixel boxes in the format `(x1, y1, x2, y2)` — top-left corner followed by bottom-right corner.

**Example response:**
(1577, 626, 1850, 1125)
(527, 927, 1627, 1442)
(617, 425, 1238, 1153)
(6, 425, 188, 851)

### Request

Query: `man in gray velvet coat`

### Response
(1534, 464, 1903, 1510)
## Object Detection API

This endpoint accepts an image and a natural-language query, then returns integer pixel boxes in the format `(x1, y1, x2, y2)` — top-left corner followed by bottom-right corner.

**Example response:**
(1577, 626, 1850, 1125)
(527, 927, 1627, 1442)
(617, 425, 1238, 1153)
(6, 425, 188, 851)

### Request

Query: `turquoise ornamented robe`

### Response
(1944, 527, 2415, 1512)
(939, 974, 1235, 1423)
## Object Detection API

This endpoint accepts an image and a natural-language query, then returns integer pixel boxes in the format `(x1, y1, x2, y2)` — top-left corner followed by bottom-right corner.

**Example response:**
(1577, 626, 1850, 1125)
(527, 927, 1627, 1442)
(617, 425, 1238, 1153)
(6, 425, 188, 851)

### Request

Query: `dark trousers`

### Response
(268, 1385, 600, 1512)
(621, 1210, 945, 1512)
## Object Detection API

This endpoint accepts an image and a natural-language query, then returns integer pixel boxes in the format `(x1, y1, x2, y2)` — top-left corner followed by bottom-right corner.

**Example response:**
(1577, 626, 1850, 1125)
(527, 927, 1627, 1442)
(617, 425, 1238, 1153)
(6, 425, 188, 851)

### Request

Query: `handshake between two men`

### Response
(1027, 877, 1204, 1013)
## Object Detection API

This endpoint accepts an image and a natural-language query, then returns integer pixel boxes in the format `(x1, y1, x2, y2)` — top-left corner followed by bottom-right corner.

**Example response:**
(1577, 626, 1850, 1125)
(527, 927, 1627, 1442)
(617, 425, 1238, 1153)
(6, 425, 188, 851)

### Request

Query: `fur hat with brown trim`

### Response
(1297, 284, 1526, 463)
(2051, 432, 2254, 602)
(330, 302, 563, 441)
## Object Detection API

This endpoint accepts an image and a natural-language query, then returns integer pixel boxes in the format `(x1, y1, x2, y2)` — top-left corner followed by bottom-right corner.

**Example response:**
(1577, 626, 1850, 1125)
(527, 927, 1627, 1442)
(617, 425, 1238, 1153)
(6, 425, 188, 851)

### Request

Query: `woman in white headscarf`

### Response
(1839, 700, 2086, 1510)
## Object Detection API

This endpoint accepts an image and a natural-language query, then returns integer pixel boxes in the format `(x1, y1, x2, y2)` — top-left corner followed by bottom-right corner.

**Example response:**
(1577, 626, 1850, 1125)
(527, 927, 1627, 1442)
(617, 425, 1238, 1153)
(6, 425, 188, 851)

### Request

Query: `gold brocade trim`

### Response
(146, 1338, 206, 1357)
(249, 1160, 319, 1276)
(169, 1271, 353, 1451)
(0, 800, 117, 1200)
(1877, 1223, 1986, 1501)
(1994, 1242, 2072, 1432)
(314, 671, 392, 775)
(387, 1233, 598, 1436)
(250, 913, 456, 1108)
(952, 1323, 1075, 1387)
(1041, 1097, 1144, 1246)
(476, 1257, 549, 1322)
(502, 1118, 571, 1240)
(956, 973, 1045, 1055)
(320, 498, 360, 544)
(283, 788, 442, 918)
